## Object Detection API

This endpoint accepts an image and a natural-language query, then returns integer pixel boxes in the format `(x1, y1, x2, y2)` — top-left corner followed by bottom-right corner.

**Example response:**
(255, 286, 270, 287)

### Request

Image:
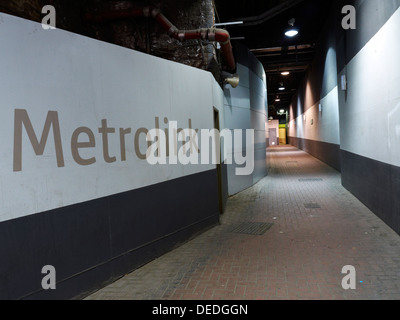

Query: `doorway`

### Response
(279, 127, 287, 145)
(269, 128, 278, 146)
(213, 108, 224, 214)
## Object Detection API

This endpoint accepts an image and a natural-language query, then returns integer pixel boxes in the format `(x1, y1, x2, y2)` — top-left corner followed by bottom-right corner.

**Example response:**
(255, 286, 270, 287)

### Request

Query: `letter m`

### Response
(13, 109, 64, 172)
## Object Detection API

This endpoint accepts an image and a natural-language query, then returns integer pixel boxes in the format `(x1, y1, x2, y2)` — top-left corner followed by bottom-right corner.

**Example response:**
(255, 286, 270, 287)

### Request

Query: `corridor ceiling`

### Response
(213, 0, 334, 116)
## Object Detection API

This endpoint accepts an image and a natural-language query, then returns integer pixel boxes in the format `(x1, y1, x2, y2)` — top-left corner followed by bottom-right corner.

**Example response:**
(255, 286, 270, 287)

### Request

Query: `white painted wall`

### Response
(0, 13, 224, 223)
(288, 86, 340, 145)
(287, 24, 340, 149)
(338, 7, 400, 167)
(223, 52, 268, 195)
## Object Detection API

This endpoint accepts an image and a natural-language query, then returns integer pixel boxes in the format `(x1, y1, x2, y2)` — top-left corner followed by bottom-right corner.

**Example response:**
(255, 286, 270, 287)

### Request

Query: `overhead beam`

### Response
(251, 44, 315, 54)
(265, 67, 308, 75)
(233, 0, 306, 27)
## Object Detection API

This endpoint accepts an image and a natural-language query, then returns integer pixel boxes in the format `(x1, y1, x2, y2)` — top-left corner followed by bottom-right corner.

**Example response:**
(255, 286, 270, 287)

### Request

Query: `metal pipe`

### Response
(83, 6, 236, 71)
(235, 0, 305, 27)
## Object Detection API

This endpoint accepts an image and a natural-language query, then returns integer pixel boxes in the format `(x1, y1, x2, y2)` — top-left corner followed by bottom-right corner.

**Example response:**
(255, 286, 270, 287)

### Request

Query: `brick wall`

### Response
(0, 0, 219, 76)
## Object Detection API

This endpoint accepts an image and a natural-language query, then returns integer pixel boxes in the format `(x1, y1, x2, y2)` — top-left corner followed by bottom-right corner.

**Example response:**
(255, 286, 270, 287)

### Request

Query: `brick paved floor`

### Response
(85, 146, 400, 300)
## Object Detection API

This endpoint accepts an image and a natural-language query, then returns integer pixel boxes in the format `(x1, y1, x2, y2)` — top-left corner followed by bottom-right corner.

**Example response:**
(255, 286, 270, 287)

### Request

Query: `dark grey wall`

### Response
(335, 0, 400, 236)
(341, 150, 400, 235)
(0, 170, 219, 299)
(290, 137, 341, 172)
(335, 0, 400, 70)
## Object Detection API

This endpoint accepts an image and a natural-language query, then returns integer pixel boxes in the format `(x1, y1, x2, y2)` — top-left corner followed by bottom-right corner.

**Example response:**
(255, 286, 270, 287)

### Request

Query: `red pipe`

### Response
(83, 6, 236, 71)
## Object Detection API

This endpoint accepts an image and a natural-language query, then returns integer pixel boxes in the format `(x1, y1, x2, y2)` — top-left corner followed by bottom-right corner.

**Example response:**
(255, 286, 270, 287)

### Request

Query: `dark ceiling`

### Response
(0, 0, 333, 119)
(213, 0, 334, 117)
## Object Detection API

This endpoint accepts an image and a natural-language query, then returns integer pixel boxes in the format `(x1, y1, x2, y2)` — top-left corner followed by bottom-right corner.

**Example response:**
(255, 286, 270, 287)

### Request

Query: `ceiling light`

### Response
(285, 29, 299, 37)
(223, 74, 240, 88)
(285, 18, 299, 38)
(279, 109, 285, 113)
(281, 71, 290, 76)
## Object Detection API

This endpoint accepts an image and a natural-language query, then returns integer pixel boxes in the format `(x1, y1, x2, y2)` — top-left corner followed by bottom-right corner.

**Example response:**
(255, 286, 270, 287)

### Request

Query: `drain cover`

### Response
(304, 203, 321, 209)
(231, 222, 273, 235)
(286, 161, 298, 167)
(298, 178, 323, 182)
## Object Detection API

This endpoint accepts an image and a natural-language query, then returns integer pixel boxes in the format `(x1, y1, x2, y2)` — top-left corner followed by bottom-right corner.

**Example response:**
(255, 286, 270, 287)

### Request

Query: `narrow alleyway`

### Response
(85, 146, 400, 300)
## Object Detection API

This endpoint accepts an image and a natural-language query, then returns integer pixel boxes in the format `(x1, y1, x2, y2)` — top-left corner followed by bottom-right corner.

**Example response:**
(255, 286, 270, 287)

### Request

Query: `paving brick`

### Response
(85, 146, 400, 300)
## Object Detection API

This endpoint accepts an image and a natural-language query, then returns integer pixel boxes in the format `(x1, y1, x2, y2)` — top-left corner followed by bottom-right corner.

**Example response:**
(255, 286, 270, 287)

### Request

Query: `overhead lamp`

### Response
(223, 74, 240, 88)
(281, 71, 290, 76)
(278, 82, 285, 91)
(279, 109, 285, 113)
(275, 97, 281, 102)
(285, 18, 299, 38)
